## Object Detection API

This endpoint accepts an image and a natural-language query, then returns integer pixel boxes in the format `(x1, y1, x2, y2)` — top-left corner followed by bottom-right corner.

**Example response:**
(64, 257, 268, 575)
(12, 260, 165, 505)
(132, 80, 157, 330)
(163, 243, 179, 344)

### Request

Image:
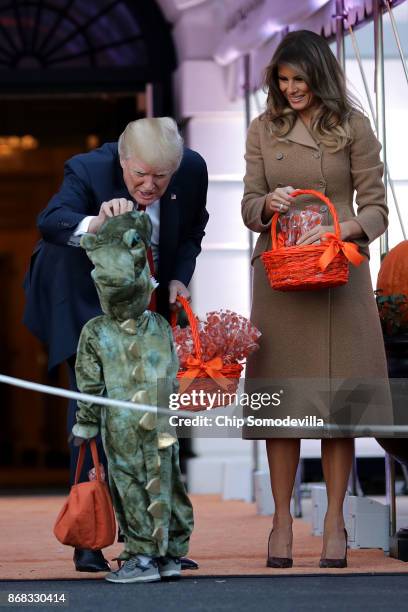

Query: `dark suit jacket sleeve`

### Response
(37, 159, 94, 246)
(173, 156, 209, 286)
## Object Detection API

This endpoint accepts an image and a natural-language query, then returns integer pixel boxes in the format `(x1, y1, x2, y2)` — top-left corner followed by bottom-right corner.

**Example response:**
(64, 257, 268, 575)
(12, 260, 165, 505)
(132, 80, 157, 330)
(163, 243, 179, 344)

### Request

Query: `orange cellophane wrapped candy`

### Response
(279, 204, 327, 247)
(171, 297, 261, 411)
(173, 309, 261, 369)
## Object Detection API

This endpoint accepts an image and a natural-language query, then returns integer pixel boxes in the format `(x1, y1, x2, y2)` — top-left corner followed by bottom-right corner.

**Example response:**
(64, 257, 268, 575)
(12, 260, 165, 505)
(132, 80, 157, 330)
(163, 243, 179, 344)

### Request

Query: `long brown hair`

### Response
(263, 30, 360, 151)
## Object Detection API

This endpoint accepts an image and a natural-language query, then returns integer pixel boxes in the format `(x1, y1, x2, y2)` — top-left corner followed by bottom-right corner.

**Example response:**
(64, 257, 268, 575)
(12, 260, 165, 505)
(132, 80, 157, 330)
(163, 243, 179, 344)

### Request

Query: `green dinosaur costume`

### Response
(72, 210, 194, 559)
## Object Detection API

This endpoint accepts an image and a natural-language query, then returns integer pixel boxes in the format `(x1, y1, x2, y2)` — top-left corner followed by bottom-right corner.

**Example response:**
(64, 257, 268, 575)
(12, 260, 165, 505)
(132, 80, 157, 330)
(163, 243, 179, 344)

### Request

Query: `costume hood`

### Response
(81, 211, 155, 321)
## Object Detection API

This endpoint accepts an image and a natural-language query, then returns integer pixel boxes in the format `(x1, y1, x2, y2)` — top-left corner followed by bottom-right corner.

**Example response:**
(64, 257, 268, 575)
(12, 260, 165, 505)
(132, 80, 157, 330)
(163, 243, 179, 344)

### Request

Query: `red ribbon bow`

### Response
(318, 233, 364, 271)
(178, 355, 231, 393)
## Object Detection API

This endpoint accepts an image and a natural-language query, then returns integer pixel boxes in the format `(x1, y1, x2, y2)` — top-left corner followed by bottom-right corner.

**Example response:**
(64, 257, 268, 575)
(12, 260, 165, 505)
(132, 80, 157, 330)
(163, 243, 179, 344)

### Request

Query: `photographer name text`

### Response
(168, 415, 324, 428)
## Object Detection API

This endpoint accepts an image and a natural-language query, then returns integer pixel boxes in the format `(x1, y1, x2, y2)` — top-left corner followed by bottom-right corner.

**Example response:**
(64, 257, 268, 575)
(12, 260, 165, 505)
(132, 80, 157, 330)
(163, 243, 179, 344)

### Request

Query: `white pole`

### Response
(348, 25, 406, 239)
(243, 53, 259, 501)
(385, 0, 408, 85)
(335, 0, 346, 67)
(374, 0, 389, 256)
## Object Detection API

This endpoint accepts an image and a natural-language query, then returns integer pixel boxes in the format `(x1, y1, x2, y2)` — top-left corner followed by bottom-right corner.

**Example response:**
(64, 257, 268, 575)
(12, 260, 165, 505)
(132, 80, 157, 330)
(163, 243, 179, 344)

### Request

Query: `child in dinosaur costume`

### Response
(71, 210, 194, 584)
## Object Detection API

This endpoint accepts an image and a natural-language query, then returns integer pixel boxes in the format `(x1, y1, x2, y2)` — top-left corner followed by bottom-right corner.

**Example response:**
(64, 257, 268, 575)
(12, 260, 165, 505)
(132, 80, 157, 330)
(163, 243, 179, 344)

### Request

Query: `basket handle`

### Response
(74, 439, 101, 484)
(271, 189, 341, 250)
(170, 295, 203, 361)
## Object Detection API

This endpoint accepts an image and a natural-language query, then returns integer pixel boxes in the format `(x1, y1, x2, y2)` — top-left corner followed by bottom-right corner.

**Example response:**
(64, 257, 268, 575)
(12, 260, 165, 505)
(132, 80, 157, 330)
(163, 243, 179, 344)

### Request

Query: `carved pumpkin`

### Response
(377, 240, 408, 327)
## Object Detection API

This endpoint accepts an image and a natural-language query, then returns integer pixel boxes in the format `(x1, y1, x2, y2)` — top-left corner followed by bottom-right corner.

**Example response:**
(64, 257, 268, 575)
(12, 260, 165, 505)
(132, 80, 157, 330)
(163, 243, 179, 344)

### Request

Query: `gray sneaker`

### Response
(157, 556, 181, 579)
(105, 556, 160, 584)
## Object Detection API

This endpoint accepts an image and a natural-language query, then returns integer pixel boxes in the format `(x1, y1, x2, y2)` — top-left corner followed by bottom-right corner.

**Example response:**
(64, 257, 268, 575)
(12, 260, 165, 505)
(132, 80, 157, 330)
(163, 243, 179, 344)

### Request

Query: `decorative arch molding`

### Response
(0, 0, 176, 93)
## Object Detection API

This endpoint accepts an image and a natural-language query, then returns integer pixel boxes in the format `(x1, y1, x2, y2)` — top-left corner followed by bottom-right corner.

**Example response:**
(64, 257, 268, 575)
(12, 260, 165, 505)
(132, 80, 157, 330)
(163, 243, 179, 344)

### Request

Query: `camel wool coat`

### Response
(242, 111, 393, 438)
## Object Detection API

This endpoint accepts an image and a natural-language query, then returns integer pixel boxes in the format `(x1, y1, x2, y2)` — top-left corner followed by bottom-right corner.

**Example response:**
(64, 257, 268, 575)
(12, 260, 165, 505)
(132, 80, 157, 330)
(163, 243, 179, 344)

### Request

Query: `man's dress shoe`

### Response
(180, 557, 199, 570)
(74, 548, 111, 572)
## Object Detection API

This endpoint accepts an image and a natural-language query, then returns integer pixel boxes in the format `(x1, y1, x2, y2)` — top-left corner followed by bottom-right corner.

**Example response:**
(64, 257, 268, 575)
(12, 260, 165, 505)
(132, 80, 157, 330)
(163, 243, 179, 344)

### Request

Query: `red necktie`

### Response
(137, 204, 157, 312)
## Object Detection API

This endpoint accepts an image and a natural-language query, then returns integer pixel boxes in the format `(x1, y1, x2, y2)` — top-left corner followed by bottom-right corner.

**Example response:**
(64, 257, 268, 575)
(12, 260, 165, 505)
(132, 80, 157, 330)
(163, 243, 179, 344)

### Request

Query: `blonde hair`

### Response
(263, 30, 362, 152)
(118, 117, 183, 171)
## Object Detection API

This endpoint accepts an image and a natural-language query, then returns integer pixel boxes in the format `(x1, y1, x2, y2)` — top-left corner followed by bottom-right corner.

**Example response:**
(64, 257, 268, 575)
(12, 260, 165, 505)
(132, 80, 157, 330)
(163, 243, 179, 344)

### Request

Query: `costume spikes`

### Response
(148, 500, 165, 518)
(139, 412, 157, 431)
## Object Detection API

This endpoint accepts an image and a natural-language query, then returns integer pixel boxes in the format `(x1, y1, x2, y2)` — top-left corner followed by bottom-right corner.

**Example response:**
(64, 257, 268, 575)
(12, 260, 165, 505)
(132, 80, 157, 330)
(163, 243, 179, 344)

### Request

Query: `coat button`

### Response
(313, 151, 321, 159)
(276, 152, 284, 160)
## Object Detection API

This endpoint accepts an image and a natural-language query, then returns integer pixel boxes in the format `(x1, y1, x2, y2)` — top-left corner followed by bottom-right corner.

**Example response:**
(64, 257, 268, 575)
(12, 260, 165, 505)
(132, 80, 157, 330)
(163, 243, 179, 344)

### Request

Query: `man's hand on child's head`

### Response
(89, 199, 134, 233)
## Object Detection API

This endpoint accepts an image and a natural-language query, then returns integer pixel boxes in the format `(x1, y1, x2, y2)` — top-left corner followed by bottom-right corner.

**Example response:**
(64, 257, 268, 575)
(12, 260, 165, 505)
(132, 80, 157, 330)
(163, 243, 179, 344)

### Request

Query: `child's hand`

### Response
(88, 464, 106, 481)
(73, 436, 86, 447)
(67, 432, 87, 446)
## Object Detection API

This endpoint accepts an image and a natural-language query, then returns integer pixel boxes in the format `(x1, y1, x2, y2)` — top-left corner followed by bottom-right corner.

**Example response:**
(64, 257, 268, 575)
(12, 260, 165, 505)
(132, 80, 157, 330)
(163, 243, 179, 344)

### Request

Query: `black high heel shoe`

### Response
(319, 528, 348, 568)
(266, 529, 293, 568)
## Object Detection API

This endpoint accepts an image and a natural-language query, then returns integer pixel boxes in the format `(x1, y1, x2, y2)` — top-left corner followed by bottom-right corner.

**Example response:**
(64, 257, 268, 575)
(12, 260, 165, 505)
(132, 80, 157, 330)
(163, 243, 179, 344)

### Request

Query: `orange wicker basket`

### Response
(261, 189, 364, 292)
(171, 296, 242, 412)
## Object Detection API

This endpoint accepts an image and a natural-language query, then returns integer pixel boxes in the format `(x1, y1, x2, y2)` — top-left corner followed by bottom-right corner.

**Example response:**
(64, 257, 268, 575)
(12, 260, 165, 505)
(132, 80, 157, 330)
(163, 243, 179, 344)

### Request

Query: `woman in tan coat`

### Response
(242, 30, 390, 569)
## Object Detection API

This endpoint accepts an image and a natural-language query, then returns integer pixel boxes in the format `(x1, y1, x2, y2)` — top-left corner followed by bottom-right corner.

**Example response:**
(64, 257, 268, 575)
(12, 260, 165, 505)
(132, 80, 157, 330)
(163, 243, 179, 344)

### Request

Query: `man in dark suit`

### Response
(23, 117, 208, 572)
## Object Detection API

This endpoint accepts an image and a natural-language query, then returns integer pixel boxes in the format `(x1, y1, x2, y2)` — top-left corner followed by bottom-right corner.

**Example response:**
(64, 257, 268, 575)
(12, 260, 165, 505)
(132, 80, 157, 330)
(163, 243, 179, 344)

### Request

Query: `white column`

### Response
(174, 59, 261, 496)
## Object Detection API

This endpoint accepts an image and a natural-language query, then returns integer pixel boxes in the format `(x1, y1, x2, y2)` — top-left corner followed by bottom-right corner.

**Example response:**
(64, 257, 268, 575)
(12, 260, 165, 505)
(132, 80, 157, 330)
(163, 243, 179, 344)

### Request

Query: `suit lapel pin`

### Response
(171, 193, 177, 200)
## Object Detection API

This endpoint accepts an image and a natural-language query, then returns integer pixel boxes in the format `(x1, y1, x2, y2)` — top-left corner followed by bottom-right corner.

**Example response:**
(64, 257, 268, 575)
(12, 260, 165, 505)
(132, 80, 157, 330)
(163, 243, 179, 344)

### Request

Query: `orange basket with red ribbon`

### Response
(171, 296, 243, 412)
(261, 189, 364, 291)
